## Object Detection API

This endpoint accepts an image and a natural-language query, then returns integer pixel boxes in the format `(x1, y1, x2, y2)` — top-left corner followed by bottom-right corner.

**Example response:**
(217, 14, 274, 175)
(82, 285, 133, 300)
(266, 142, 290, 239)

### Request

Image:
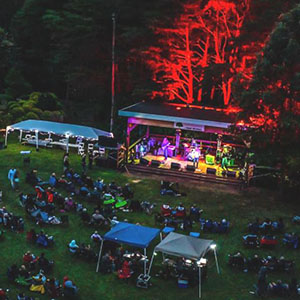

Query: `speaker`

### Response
(186, 165, 195, 172)
(140, 158, 149, 165)
(151, 160, 161, 167)
(171, 162, 181, 170)
(206, 168, 216, 175)
(227, 171, 236, 178)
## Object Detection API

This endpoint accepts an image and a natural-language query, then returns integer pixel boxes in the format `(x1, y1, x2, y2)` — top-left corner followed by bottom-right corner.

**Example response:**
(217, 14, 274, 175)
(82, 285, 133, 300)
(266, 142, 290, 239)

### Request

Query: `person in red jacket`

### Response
(161, 203, 172, 217)
(175, 203, 186, 218)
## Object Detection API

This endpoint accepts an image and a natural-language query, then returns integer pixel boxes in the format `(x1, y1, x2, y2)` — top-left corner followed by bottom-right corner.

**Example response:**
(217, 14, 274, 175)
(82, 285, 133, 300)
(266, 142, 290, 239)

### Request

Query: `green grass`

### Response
(0, 135, 299, 300)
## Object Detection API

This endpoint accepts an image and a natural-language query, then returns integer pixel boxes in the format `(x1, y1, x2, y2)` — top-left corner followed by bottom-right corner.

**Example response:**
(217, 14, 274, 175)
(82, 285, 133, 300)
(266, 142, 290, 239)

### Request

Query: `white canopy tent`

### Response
(147, 232, 220, 298)
(5, 119, 113, 152)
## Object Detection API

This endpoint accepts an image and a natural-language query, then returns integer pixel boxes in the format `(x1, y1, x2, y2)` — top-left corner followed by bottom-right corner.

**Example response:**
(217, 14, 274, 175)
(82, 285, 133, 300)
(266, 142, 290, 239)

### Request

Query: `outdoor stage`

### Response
(127, 153, 242, 186)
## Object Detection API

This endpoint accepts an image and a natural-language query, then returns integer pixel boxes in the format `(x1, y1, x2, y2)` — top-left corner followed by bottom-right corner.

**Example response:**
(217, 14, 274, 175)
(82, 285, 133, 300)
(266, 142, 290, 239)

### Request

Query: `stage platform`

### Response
(127, 154, 242, 186)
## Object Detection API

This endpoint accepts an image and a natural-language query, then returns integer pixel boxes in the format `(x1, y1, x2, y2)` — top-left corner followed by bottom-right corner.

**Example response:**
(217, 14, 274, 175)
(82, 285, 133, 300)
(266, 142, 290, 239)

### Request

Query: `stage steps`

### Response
(126, 164, 241, 186)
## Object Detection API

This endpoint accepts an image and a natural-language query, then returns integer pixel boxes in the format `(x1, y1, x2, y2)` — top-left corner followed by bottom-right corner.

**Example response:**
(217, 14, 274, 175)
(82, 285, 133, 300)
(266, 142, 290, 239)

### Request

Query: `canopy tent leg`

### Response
(214, 248, 220, 274)
(96, 240, 104, 272)
(35, 130, 39, 151)
(144, 248, 147, 275)
(66, 136, 69, 153)
(147, 252, 155, 276)
(19, 130, 23, 142)
(199, 266, 201, 298)
(159, 233, 165, 261)
(4, 126, 9, 147)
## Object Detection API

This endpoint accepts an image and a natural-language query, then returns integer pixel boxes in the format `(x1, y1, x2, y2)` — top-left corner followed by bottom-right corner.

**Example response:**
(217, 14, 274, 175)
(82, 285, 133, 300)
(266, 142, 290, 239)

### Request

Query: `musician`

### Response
(161, 137, 170, 160)
(193, 147, 200, 167)
(191, 138, 198, 148)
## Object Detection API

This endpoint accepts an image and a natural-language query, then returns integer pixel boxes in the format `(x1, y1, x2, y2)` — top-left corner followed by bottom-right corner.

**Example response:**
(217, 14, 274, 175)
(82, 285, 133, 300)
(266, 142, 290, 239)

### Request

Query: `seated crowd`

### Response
(0, 206, 24, 232)
(228, 252, 295, 273)
(247, 218, 284, 234)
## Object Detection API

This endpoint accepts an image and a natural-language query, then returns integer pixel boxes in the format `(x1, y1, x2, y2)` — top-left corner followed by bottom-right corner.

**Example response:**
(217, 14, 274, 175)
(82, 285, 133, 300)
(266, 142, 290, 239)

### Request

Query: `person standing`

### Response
(63, 153, 70, 172)
(88, 151, 94, 170)
(161, 137, 170, 160)
(81, 154, 87, 174)
(8, 167, 17, 189)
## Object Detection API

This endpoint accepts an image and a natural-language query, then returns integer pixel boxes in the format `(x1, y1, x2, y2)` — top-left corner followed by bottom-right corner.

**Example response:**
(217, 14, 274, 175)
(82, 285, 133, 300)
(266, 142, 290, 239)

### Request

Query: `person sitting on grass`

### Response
(272, 218, 284, 232)
(268, 279, 289, 297)
(79, 184, 90, 197)
(37, 252, 53, 273)
(49, 173, 57, 187)
(175, 203, 186, 218)
(69, 240, 79, 254)
(17, 292, 35, 300)
(122, 183, 134, 199)
(118, 258, 132, 279)
(91, 231, 102, 243)
(36, 231, 54, 247)
(45, 278, 61, 298)
(80, 208, 90, 223)
(161, 203, 172, 217)
(160, 181, 180, 196)
(260, 218, 272, 232)
(16, 265, 31, 286)
(79, 243, 96, 261)
(64, 197, 75, 211)
(189, 204, 203, 222)
(248, 218, 260, 234)
(89, 210, 106, 226)
(0, 288, 7, 300)
(63, 276, 79, 296)
(101, 251, 116, 273)
(23, 251, 38, 270)
(283, 232, 299, 249)
(90, 187, 101, 202)
(30, 270, 46, 294)
(94, 178, 104, 191)
(46, 187, 54, 204)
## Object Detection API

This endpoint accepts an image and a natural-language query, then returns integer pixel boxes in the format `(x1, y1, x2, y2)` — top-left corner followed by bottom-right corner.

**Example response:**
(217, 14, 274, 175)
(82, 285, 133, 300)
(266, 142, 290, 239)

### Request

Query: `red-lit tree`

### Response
(145, 0, 256, 106)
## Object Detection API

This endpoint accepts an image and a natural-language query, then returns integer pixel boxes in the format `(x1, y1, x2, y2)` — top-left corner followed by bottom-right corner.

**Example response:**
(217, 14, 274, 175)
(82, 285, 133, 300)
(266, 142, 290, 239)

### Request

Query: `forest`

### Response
(0, 0, 299, 186)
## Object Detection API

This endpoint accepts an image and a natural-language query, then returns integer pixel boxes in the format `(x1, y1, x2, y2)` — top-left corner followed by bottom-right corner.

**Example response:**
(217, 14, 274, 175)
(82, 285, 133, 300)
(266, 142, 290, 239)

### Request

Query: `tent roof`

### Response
(103, 222, 160, 248)
(9, 119, 113, 140)
(155, 232, 214, 260)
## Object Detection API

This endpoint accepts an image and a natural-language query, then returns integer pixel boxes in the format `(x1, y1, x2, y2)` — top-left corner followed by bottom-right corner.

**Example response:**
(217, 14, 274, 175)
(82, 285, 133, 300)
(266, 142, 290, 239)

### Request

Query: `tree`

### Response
(235, 3, 300, 190)
(4, 67, 32, 98)
(145, 0, 254, 106)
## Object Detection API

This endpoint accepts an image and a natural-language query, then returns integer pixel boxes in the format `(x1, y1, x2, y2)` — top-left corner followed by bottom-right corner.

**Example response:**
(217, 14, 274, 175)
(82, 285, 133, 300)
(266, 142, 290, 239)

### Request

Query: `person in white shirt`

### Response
(90, 231, 102, 242)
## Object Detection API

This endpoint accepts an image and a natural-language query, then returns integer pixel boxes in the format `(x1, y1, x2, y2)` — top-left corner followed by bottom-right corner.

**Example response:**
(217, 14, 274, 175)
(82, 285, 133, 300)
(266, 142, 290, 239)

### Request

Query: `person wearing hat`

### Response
(68, 240, 79, 254)
(91, 231, 102, 242)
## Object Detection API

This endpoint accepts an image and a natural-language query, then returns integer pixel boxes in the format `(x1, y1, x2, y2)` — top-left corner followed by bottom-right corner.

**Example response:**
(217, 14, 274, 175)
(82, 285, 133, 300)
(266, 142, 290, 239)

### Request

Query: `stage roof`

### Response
(9, 119, 113, 140)
(118, 101, 237, 131)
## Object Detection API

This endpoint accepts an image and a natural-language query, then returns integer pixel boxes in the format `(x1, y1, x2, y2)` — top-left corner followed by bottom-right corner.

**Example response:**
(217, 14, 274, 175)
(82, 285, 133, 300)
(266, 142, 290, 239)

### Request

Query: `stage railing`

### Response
(149, 134, 244, 150)
(117, 144, 127, 168)
(127, 136, 144, 163)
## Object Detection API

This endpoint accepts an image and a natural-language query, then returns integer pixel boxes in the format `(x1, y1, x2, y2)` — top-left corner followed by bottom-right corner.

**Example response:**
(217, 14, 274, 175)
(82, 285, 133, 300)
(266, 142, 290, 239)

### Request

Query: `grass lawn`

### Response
(0, 135, 299, 300)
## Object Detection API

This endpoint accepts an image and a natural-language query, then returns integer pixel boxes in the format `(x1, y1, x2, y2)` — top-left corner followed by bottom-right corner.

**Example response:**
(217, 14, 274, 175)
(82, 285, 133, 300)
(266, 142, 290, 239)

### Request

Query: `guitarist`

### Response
(161, 137, 170, 160)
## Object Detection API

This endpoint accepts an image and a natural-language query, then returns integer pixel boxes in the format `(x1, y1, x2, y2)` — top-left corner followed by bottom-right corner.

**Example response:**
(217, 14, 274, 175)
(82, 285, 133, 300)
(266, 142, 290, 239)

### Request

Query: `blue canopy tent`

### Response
(96, 222, 160, 274)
